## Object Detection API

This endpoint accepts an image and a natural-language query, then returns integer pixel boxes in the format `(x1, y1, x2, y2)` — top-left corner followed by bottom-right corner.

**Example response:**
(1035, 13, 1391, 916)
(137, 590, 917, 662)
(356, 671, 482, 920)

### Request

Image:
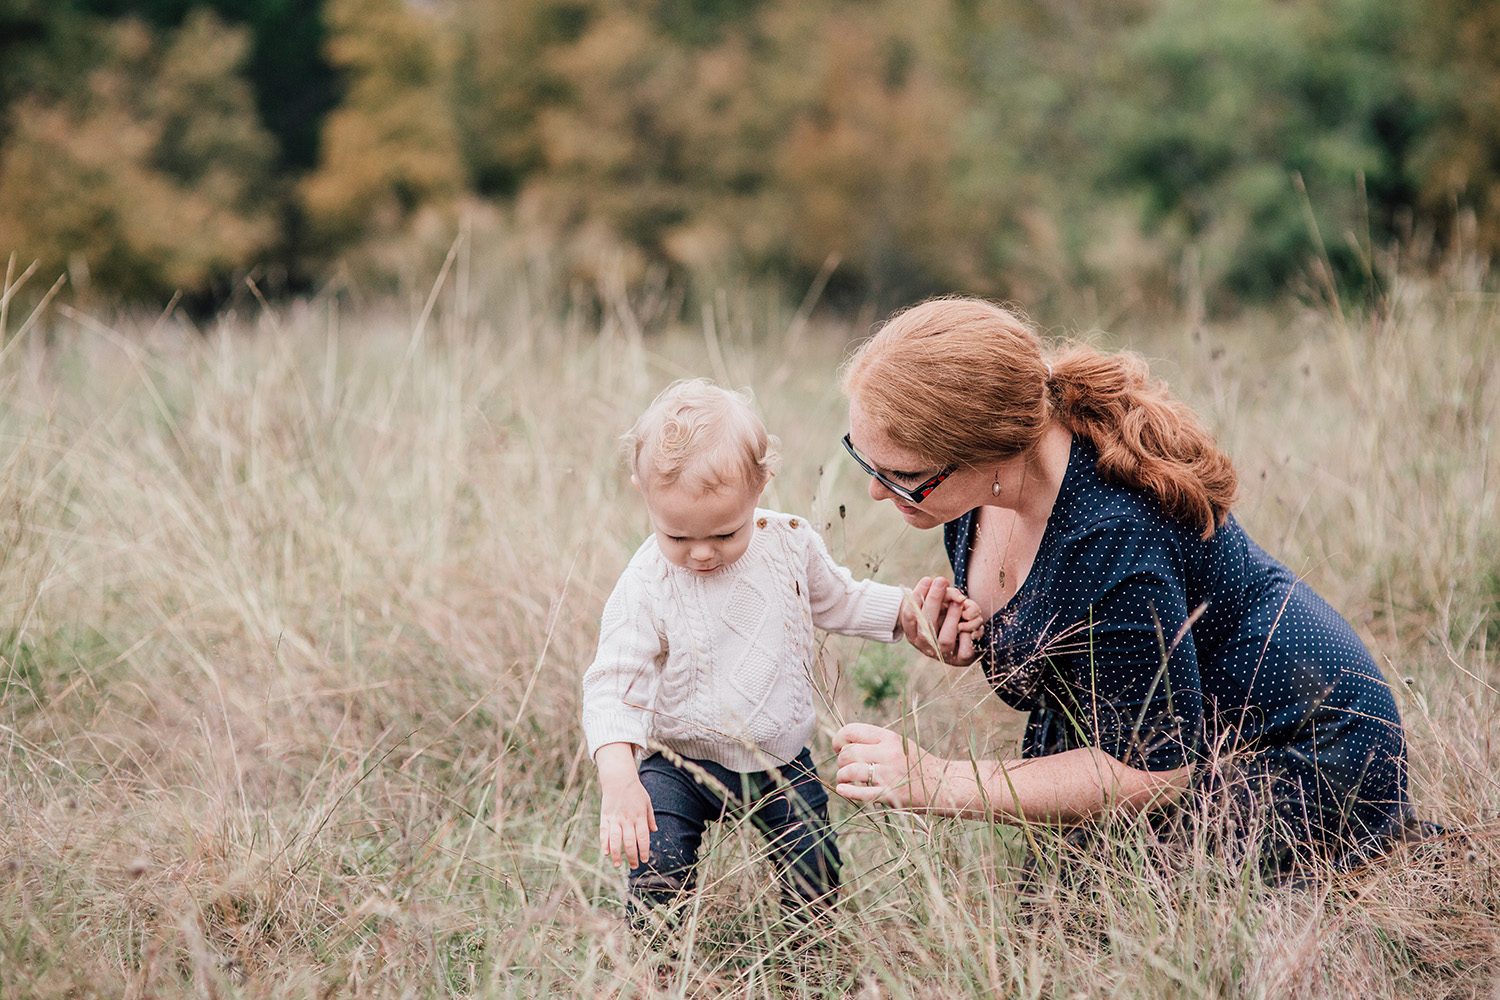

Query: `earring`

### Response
(992, 471, 1002, 497)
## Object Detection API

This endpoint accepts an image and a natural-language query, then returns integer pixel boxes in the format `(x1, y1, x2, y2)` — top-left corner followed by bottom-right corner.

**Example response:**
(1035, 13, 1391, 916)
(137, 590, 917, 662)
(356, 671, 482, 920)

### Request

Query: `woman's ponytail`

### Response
(1049, 344, 1237, 539)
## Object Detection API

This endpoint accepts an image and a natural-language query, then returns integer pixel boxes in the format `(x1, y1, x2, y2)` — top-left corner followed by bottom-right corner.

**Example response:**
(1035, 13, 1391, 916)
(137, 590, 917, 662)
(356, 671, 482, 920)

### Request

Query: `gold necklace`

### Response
(992, 462, 1027, 594)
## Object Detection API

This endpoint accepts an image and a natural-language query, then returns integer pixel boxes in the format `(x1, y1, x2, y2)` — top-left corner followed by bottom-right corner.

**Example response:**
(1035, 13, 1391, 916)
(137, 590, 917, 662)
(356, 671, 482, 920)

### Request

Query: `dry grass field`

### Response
(1, 252, 1498, 997)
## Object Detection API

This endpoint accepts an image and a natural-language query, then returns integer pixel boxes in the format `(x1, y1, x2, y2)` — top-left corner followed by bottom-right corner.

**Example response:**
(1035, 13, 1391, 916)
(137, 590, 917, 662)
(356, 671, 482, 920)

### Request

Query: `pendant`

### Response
(997, 567, 1006, 592)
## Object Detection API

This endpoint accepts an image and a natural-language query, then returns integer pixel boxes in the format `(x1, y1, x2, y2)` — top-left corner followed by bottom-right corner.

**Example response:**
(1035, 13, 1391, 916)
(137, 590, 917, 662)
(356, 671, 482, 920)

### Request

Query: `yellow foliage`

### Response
(299, 0, 466, 250)
(0, 13, 276, 300)
(517, 0, 994, 296)
(767, 3, 995, 293)
(1416, 0, 1500, 256)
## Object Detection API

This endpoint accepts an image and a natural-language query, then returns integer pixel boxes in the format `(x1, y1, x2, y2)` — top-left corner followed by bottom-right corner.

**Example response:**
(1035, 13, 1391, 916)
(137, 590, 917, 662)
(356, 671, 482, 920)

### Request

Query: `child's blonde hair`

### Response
(625, 378, 781, 494)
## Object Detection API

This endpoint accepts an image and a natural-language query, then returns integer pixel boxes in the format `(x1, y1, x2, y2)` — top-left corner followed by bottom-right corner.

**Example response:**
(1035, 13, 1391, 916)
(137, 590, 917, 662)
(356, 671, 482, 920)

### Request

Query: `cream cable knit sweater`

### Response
(581, 509, 904, 772)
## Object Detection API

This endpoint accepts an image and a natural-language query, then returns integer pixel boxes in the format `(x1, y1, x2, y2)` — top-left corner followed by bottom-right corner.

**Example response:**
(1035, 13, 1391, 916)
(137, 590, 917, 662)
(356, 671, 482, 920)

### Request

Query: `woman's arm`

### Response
(833, 722, 1190, 825)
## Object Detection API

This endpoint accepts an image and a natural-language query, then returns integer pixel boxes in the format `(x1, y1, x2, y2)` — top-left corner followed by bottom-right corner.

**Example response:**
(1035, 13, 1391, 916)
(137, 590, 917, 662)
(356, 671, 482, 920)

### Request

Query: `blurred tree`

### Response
(526, 3, 753, 267)
(299, 0, 466, 254)
(1411, 0, 1500, 258)
(0, 12, 278, 301)
(762, 0, 996, 302)
(514, 0, 990, 303)
(952, 0, 1162, 309)
(1093, 0, 1422, 305)
(72, 0, 337, 170)
(0, 2, 108, 126)
(0, 0, 53, 120)
(451, 0, 592, 198)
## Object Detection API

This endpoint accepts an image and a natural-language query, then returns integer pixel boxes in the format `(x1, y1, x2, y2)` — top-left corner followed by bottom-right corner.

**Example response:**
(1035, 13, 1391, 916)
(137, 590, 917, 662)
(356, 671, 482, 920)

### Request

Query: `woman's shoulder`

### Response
(1042, 438, 1213, 582)
(1059, 436, 1254, 556)
(1053, 436, 1174, 538)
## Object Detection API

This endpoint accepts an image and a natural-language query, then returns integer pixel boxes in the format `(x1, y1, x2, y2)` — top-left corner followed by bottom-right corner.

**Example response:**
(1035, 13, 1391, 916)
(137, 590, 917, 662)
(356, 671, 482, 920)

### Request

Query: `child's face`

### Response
(637, 475, 762, 575)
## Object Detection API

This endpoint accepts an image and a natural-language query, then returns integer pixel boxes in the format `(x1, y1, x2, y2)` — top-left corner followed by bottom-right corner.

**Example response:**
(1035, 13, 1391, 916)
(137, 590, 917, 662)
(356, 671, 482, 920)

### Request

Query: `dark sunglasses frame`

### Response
(841, 433, 956, 504)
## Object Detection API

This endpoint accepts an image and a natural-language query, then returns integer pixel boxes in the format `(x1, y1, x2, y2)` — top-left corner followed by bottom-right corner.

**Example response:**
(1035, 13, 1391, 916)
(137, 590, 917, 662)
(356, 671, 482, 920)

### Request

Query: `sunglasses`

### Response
(841, 433, 956, 504)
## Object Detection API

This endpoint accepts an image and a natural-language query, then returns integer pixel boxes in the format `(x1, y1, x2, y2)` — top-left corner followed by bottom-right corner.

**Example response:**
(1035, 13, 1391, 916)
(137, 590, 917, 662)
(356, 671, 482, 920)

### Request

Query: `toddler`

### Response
(581, 378, 980, 926)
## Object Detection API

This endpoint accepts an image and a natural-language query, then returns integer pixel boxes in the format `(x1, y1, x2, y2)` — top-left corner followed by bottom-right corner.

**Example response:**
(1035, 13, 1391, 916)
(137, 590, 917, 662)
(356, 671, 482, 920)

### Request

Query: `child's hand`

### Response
(596, 743, 656, 869)
(945, 587, 986, 638)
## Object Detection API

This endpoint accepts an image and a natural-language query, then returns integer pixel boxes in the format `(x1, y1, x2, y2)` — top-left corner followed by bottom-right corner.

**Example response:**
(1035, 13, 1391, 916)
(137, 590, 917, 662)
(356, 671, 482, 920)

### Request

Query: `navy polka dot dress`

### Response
(945, 436, 1410, 865)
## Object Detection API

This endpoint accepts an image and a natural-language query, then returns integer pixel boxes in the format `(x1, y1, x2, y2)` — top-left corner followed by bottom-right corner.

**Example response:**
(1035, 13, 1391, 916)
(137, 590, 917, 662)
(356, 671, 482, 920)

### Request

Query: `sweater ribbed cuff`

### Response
(854, 582, 905, 642)
(582, 711, 652, 761)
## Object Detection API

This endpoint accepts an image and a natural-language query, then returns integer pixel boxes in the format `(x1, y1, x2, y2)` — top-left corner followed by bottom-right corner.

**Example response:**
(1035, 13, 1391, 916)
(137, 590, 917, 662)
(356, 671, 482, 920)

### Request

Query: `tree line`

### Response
(0, 0, 1495, 312)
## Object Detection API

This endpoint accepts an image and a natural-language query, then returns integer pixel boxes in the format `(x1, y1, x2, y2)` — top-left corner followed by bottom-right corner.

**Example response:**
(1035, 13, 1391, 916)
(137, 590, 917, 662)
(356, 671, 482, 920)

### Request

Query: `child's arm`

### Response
(797, 521, 907, 641)
(582, 559, 667, 868)
(596, 742, 657, 868)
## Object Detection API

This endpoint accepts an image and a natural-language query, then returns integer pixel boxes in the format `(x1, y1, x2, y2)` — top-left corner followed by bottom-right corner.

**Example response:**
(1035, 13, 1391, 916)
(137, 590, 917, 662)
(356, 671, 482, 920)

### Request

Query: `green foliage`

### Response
(852, 646, 907, 711)
(0, 11, 277, 301)
(1484, 566, 1500, 651)
(0, 626, 116, 716)
(0, 629, 42, 705)
(1093, 0, 1422, 304)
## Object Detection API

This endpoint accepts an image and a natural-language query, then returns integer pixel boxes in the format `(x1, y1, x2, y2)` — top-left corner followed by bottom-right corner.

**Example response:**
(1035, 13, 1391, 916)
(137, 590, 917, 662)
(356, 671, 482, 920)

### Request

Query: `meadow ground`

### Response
(1, 255, 1498, 997)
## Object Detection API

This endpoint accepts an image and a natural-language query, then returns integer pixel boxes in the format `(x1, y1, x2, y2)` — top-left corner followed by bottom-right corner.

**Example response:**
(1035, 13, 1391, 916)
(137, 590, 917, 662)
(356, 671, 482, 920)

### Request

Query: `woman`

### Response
(832, 297, 1412, 875)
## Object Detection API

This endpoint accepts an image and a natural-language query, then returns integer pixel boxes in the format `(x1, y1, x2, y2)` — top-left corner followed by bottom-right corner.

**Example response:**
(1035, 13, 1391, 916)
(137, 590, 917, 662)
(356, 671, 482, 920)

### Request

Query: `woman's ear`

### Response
(630, 474, 642, 494)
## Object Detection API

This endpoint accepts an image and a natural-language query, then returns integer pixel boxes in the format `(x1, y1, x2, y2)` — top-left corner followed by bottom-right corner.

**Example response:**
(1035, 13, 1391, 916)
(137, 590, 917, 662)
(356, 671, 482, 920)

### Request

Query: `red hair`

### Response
(841, 297, 1237, 538)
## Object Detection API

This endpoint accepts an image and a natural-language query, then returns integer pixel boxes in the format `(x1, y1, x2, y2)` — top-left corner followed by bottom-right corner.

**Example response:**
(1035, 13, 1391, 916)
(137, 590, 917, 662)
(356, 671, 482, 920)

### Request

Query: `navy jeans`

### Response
(630, 747, 840, 922)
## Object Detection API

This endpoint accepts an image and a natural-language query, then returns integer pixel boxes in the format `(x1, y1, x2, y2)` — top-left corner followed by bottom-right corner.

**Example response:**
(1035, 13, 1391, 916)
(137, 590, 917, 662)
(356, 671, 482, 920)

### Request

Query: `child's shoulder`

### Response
(752, 507, 814, 535)
(621, 533, 670, 577)
(752, 507, 829, 556)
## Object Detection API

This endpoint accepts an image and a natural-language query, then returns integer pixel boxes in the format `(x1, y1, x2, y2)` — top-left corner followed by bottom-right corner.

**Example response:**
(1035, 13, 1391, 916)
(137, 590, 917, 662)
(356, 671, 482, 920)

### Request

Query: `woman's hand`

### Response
(832, 722, 940, 810)
(900, 576, 984, 665)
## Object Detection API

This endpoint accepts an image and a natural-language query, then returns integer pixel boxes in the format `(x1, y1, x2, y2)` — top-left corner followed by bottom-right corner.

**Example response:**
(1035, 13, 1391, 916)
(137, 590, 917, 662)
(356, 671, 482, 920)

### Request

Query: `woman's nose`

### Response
(867, 475, 893, 502)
